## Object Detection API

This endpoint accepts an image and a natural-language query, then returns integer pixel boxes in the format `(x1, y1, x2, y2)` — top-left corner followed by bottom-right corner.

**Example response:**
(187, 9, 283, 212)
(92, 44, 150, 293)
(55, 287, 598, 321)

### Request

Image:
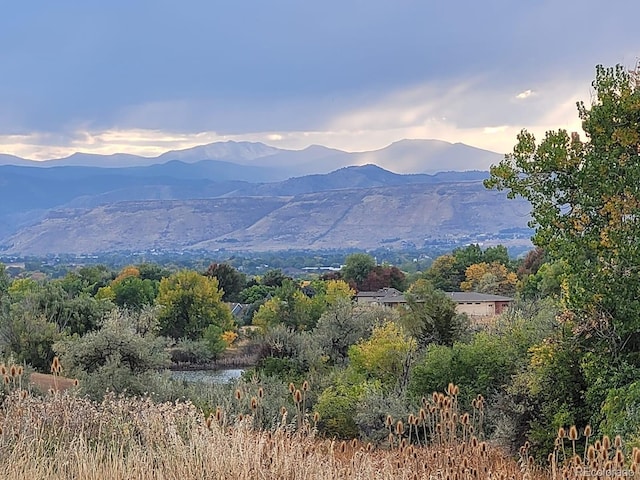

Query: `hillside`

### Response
(1, 181, 531, 255)
(0, 140, 522, 256)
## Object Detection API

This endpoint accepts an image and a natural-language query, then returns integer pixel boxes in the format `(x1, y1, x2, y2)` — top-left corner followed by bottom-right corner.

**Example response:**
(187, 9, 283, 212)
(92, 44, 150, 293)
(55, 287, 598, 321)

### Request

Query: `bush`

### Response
(354, 387, 411, 444)
(169, 339, 214, 365)
(55, 309, 170, 399)
(315, 383, 363, 438)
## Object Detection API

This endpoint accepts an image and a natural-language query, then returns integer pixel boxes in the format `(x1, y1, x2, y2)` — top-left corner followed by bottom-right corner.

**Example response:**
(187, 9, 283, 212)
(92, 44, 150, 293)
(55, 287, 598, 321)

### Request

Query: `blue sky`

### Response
(1, 1, 638, 160)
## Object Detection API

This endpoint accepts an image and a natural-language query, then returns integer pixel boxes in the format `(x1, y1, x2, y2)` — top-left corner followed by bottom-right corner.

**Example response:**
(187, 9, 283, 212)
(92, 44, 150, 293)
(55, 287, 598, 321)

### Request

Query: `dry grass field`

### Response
(0, 388, 545, 480)
(0, 379, 635, 479)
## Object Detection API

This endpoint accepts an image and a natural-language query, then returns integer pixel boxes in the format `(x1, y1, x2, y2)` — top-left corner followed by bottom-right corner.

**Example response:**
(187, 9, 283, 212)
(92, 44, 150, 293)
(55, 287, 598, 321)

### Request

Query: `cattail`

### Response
(569, 425, 578, 440)
(302, 380, 309, 392)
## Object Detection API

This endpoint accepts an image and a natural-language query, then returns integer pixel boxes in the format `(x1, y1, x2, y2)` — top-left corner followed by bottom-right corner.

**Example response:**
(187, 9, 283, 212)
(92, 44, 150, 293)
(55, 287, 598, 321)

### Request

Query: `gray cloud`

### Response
(0, 1, 638, 155)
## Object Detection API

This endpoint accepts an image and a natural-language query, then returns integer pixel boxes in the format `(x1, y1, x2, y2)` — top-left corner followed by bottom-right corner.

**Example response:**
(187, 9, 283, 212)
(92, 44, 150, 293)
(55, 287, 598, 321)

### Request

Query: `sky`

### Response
(1, 1, 639, 161)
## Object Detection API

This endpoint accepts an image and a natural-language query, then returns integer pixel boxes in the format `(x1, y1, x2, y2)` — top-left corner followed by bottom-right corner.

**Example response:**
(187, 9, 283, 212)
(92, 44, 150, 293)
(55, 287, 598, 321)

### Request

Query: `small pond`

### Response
(170, 368, 245, 385)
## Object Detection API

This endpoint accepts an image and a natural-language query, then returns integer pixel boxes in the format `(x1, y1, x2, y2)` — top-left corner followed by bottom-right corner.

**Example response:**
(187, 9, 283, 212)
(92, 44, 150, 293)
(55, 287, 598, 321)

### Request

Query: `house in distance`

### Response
(355, 288, 513, 319)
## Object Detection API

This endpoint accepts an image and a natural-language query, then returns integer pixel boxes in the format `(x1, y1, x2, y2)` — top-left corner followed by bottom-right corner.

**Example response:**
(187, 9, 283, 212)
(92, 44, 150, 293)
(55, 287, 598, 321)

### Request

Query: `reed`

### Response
(0, 387, 550, 480)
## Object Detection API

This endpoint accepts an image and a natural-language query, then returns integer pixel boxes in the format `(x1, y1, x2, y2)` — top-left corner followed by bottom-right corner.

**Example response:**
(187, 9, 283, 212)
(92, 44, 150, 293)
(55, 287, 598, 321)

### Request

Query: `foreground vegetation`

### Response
(3, 381, 640, 479)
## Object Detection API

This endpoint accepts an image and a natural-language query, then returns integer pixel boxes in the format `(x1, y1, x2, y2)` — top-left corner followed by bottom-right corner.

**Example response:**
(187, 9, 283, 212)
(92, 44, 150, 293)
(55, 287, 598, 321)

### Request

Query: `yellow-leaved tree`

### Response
(460, 262, 517, 296)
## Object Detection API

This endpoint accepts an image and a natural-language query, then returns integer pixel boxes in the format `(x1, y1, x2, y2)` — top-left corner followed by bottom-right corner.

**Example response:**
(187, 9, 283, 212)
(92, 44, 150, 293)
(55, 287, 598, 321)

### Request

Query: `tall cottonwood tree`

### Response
(156, 270, 233, 340)
(485, 64, 640, 357)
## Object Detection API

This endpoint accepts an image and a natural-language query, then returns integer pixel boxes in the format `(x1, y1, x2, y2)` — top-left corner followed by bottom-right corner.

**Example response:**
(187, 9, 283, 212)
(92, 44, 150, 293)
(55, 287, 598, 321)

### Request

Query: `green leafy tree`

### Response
(341, 253, 376, 290)
(156, 270, 234, 340)
(261, 269, 290, 288)
(485, 64, 640, 356)
(422, 254, 461, 291)
(402, 279, 468, 347)
(238, 284, 274, 304)
(348, 322, 416, 388)
(10, 280, 111, 335)
(0, 263, 10, 298)
(111, 276, 157, 310)
(313, 298, 391, 364)
(137, 263, 170, 282)
(204, 263, 246, 302)
(71, 265, 115, 296)
(482, 245, 511, 266)
(0, 305, 62, 371)
(453, 244, 484, 272)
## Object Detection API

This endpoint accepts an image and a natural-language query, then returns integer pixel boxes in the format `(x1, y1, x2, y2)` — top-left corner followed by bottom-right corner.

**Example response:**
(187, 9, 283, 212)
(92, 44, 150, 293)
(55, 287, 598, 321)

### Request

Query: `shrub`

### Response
(55, 309, 170, 399)
(170, 338, 215, 365)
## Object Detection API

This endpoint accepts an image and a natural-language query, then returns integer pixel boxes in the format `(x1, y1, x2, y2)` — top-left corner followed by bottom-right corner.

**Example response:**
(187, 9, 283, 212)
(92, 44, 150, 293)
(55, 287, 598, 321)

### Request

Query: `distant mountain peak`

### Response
(0, 138, 502, 174)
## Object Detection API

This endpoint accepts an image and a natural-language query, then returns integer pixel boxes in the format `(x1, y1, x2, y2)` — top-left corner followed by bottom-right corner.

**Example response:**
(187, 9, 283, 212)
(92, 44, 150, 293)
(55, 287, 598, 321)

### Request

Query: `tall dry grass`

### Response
(0, 387, 550, 480)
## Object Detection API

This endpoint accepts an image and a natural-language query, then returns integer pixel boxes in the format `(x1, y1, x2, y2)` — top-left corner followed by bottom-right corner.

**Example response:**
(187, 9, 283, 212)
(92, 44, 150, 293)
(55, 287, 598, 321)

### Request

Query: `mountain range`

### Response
(0, 139, 531, 256)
